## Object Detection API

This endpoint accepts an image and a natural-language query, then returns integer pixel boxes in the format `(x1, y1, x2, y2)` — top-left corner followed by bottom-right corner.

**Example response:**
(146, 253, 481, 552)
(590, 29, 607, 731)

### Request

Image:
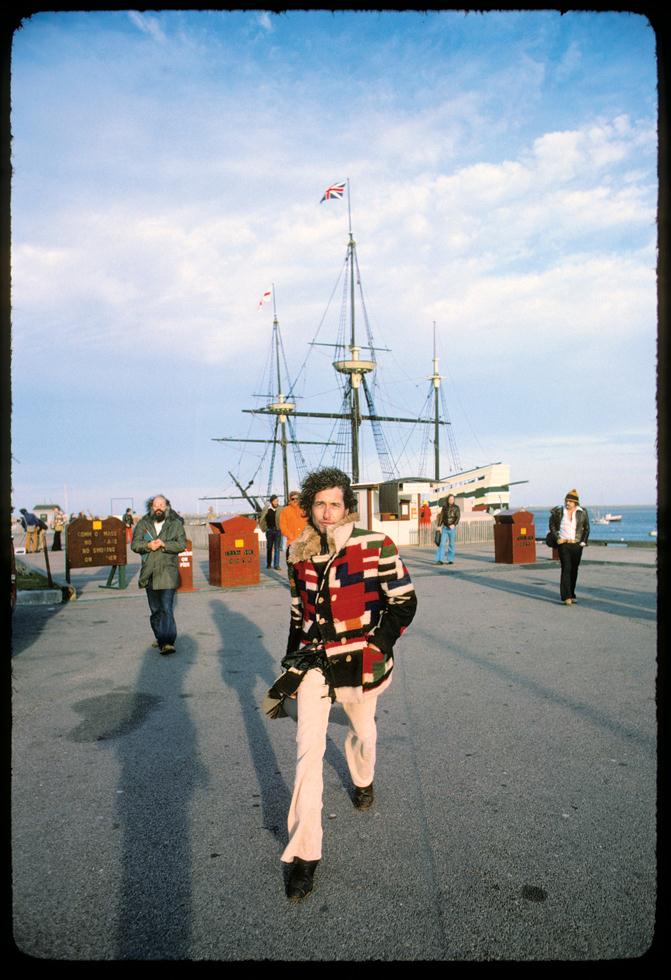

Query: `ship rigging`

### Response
(208, 179, 460, 508)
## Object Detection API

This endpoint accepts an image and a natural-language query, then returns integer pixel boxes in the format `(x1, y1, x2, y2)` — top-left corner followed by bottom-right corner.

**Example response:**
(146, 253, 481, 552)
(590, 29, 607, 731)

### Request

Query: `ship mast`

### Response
(213, 284, 295, 501)
(423, 322, 461, 479)
(212, 285, 332, 505)
(332, 183, 376, 482)
(431, 321, 441, 481)
(231, 181, 448, 486)
(266, 290, 294, 502)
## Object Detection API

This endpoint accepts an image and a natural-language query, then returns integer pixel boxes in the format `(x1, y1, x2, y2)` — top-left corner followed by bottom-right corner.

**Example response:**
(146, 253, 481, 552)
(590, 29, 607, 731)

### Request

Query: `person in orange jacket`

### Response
(279, 489, 307, 566)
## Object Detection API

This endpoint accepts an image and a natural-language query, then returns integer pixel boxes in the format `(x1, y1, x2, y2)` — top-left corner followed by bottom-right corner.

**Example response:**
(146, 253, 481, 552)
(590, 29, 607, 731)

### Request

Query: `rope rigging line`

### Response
(361, 375, 399, 481)
(287, 414, 309, 482)
(439, 385, 462, 473)
(318, 390, 350, 471)
(416, 386, 435, 476)
(353, 247, 378, 355)
(287, 253, 348, 399)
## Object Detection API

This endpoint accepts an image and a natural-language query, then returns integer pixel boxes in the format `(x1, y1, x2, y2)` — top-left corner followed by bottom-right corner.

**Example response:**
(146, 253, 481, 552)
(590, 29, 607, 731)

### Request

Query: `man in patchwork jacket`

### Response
(264, 467, 417, 902)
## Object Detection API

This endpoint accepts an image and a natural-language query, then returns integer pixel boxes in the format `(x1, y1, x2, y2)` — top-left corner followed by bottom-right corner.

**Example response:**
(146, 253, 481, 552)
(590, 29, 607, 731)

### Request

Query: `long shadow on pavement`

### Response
(406, 556, 655, 623)
(410, 619, 655, 753)
(210, 597, 292, 846)
(11, 602, 67, 657)
(452, 568, 655, 622)
(209, 596, 353, 850)
(89, 632, 206, 958)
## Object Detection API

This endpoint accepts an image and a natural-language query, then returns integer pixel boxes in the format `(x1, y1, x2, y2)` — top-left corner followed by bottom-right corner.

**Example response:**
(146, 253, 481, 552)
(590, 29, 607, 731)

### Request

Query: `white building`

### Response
(32, 504, 63, 529)
(352, 463, 524, 548)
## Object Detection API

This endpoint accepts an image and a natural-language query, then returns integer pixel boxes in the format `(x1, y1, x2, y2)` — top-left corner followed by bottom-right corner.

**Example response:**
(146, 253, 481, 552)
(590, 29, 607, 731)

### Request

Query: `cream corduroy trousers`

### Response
(281, 667, 378, 863)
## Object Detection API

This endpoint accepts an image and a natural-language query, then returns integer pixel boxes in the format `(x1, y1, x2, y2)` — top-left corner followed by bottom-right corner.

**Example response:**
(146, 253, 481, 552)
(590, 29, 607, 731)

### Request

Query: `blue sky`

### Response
(11, 10, 657, 514)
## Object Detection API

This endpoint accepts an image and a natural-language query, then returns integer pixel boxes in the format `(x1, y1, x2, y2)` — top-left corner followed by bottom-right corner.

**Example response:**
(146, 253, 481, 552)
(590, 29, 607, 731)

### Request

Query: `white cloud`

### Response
(11, 102, 656, 375)
(127, 11, 168, 44)
(554, 39, 582, 82)
(424, 253, 655, 348)
(256, 12, 275, 33)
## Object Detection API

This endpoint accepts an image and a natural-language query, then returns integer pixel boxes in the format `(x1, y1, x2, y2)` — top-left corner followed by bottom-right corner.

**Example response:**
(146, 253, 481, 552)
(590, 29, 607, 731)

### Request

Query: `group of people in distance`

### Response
(257, 490, 307, 570)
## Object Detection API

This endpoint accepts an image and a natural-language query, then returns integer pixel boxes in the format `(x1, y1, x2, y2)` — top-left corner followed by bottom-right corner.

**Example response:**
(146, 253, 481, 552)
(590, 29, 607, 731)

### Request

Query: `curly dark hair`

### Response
(299, 467, 357, 515)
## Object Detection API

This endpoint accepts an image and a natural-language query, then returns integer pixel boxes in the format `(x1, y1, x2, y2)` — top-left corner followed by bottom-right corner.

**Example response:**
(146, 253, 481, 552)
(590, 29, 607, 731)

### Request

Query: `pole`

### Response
(351, 380, 360, 483)
(228, 470, 261, 514)
(433, 322, 440, 480)
(347, 179, 360, 481)
(42, 534, 54, 588)
(271, 285, 290, 501)
(346, 175, 352, 238)
(280, 419, 290, 502)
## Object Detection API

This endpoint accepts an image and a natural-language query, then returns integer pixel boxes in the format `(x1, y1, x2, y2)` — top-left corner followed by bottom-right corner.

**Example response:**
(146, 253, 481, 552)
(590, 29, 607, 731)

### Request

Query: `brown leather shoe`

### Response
(353, 783, 374, 810)
(286, 858, 319, 901)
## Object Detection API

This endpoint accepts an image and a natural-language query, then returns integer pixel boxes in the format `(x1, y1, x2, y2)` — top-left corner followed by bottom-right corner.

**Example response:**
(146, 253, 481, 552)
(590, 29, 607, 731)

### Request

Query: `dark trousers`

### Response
(558, 543, 583, 600)
(146, 586, 177, 646)
(52, 531, 62, 551)
(266, 528, 282, 568)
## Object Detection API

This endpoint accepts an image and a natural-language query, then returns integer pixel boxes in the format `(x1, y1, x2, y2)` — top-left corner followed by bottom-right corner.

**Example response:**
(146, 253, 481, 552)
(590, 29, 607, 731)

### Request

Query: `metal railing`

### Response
(413, 519, 495, 547)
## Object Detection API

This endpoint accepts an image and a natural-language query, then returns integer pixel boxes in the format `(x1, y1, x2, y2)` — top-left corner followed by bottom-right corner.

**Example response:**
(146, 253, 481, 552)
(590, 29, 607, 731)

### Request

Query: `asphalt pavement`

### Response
(10, 541, 658, 960)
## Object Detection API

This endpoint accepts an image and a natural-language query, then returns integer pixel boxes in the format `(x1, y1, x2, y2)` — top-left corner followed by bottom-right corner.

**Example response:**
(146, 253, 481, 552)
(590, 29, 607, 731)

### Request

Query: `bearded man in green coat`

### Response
(131, 495, 187, 654)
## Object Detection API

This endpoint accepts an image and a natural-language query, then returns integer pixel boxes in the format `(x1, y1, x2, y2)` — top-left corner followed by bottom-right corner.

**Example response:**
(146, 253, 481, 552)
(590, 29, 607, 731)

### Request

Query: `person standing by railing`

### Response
(258, 495, 282, 570)
(52, 509, 66, 551)
(435, 494, 460, 565)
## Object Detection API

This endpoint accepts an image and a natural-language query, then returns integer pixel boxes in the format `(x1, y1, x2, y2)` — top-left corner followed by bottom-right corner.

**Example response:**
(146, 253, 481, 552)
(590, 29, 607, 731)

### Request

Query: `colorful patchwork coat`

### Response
(272, 516, 416, 706)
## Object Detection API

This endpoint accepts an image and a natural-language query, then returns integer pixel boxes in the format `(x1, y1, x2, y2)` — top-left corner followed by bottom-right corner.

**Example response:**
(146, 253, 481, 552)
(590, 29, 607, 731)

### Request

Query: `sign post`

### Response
(65, 517, 128, 589)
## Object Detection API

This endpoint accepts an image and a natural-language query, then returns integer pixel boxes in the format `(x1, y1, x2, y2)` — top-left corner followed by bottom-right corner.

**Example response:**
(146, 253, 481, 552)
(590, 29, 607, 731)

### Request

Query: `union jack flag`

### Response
(320, 181, 346, 203)
(258, 289, 272, 310)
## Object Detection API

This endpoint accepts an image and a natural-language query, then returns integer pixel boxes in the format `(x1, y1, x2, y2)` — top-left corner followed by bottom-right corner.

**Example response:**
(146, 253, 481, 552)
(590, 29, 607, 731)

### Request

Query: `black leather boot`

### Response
(352, 783, 374, 810)
(286, 858, 319, 901)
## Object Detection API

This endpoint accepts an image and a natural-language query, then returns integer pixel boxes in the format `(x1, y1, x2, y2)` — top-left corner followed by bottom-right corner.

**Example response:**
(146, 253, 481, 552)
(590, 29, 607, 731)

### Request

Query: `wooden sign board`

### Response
(66, 517, 127, 569)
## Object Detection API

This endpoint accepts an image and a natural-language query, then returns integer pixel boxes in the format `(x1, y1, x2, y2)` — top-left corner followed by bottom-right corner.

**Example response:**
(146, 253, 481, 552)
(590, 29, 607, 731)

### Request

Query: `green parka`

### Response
(131, 511, 187, 589)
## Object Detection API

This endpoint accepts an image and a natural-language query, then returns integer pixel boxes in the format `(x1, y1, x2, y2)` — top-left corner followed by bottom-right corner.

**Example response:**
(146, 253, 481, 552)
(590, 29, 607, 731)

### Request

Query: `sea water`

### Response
(523, 505, 657, 543)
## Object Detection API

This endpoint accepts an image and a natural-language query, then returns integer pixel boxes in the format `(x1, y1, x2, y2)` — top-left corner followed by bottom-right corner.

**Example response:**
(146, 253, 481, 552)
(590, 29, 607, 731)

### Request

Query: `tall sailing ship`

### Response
(207, 180, 523, 535)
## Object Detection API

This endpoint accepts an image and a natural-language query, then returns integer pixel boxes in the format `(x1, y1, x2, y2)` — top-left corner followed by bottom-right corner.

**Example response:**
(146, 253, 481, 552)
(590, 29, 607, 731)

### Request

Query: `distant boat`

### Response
(650, 530, 657, 537)
(605, 513, 623, 522)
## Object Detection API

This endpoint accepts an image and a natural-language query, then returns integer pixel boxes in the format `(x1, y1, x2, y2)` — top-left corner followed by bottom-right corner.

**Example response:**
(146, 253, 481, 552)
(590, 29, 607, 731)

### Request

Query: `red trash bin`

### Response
(493, 510, 536, 564)
(208, 517, 260, 587)
(177, 539, 195, 592)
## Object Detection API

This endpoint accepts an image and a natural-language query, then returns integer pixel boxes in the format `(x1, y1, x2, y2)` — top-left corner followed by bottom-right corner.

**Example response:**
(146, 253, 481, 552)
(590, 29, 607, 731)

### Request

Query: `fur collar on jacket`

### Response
(288, 513, 360, 564)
